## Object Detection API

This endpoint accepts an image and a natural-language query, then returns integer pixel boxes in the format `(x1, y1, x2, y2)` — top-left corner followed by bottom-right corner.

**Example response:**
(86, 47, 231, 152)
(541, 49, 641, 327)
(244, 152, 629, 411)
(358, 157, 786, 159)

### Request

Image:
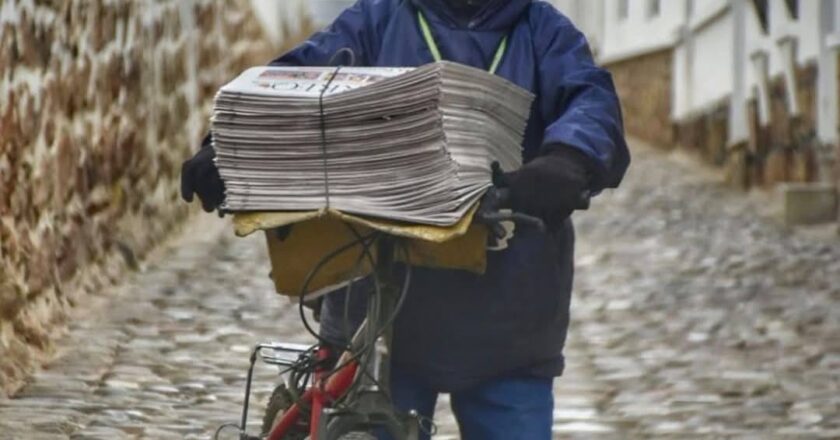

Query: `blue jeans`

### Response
(384, 368, 555, 440)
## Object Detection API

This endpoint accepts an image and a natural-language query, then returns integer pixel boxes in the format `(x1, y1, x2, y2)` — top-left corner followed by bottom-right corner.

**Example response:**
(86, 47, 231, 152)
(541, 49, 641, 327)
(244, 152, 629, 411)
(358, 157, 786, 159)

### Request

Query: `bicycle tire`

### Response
(304, 433, 376, 440)
(262, 384, 306, 439)
(263, 384, 375, 440)
(338, 433, 377, 440)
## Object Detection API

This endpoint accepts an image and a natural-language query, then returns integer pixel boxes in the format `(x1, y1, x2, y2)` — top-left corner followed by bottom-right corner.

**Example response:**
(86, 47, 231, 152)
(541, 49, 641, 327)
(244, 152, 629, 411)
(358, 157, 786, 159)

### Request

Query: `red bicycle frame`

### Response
(267, 348, 359, 440)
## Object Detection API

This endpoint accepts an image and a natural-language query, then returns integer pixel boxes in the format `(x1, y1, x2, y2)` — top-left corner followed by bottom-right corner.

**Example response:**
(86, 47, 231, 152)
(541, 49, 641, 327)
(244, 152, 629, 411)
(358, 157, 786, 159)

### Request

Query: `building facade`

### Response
(562, 0, 840, 199)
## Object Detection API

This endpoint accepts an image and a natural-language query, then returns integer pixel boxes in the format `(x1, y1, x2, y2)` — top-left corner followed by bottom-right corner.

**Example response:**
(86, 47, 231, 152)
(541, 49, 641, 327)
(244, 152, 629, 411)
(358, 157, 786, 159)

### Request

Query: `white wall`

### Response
(560, 0, 838, 160)
(673, 7, 735, 119)
(562, 1, 832, 127)
(743, 0, 822, 81)
(674, 0, 832, 127)
(687, 0, 729, 28)
(818, 0, 840, 145)
(556, 0, 687, 63)
(598, 0, 687, 63)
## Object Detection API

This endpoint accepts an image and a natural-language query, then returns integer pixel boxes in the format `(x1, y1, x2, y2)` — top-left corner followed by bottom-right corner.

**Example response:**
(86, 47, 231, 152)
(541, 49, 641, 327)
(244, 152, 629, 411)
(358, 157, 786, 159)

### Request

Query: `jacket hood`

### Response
(410, 0, 532, 31)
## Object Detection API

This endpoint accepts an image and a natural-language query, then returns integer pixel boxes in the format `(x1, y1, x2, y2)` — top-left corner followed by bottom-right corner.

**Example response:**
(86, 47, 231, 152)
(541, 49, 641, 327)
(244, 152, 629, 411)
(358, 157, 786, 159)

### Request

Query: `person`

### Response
(181, 0, 630, 438)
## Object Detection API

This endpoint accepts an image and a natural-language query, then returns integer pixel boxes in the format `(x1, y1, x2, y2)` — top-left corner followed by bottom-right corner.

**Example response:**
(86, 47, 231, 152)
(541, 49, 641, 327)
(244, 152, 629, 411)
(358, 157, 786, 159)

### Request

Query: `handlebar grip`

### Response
(509, 213, 546, 232)
(478, 187, 592, 235)
(479, 211, 545, 233)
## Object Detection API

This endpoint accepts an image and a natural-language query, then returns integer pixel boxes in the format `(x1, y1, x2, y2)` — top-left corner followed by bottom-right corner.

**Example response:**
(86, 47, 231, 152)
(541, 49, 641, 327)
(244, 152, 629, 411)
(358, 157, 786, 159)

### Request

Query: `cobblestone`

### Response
(1, 142, 838, 439)
(568, 145, 840, 439)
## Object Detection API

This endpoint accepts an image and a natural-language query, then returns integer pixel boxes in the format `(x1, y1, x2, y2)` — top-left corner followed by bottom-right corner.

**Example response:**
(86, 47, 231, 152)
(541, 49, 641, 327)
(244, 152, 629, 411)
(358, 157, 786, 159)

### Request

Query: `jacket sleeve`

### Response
(535, 8, 630, 190)
(269, 0, 389, 67)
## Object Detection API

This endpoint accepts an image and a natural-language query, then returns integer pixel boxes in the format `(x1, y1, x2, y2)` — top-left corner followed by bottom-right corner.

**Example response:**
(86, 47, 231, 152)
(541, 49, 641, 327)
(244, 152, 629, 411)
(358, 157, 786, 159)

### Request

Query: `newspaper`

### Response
(211, 62, 534, 226)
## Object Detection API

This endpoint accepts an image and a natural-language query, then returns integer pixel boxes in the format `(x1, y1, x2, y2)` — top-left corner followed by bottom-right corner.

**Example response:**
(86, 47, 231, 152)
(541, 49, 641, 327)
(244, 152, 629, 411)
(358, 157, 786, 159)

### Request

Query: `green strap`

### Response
(488, 35, 508, 75)
(417, 11, 508, 75)
(418, 11, 443, 63)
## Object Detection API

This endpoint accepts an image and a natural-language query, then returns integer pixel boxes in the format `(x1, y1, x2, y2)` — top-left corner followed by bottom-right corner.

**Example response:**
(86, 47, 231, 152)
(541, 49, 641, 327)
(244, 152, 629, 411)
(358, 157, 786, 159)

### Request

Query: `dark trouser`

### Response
(382, 367, 554, 440)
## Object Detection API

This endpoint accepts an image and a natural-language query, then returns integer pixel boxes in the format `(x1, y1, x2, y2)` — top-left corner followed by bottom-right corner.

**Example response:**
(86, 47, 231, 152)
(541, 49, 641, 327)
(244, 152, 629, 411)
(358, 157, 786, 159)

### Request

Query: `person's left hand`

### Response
(180, 137, 226, 213)
(500, 147, 593, 222)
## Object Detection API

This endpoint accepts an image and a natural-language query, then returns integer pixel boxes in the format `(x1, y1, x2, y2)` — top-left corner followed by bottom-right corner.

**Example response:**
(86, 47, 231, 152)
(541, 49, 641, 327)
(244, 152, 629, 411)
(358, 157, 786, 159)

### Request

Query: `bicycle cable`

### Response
(296, 232, 378, 349)
(329, 230, 413, 405)
(288, 217, 414, 411)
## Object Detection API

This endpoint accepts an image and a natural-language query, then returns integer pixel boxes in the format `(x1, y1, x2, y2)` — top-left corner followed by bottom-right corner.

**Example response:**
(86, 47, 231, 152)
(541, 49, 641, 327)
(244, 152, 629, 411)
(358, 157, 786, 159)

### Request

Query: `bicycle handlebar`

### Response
(475, 187, 593, 235)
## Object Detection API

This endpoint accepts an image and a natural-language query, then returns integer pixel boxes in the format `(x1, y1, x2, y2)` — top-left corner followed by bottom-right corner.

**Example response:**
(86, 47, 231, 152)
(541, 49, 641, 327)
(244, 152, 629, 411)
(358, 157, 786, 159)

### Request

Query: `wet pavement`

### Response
(1, 142, 839, 439)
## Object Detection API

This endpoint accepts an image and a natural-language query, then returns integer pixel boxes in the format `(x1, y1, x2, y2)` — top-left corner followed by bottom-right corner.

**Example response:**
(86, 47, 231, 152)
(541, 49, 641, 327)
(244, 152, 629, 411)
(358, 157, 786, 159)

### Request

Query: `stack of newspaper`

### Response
(212, 62, 534, 226)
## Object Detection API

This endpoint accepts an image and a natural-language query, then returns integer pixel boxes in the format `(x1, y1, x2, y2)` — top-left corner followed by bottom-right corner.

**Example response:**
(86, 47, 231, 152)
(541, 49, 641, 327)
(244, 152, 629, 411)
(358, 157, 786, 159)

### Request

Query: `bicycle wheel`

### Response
(264, 384, 376, 440)
(262, 384, 307, 439)
(305, 433, 376, 440)
(337, 433, 377, 440)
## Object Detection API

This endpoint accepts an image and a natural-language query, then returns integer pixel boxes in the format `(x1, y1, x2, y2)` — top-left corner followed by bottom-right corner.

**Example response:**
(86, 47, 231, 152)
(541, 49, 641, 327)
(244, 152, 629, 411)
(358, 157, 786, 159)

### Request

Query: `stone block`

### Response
(779, 183, 838, 226)
(725, 144, 750, 190)
(764, 150, 790, 186)
(605, 49, 674, 148)
(0, 25, 15, 75)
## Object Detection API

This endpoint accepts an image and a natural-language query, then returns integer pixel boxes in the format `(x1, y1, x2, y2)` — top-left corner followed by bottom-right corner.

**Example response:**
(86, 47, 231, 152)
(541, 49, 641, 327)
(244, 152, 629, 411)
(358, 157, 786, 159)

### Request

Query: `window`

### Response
(618, 0, 629, 20)
(784, 0, 799, 19)
(752, 0, 770, 33)
(648, 0, 661, 18)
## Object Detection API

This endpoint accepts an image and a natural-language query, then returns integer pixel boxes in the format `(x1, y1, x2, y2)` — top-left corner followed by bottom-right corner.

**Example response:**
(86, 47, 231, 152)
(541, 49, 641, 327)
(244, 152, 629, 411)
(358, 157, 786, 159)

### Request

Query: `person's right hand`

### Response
(180, 135, 226, 213)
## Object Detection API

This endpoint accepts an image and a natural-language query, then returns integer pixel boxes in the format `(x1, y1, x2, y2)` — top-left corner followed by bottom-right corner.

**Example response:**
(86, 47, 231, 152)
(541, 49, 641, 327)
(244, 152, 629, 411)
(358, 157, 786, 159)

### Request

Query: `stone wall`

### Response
(0, 0, 304, 395)
(604, 49, 675, 149)
(674, 102, 731, 167)
(674, 63, 820, 189)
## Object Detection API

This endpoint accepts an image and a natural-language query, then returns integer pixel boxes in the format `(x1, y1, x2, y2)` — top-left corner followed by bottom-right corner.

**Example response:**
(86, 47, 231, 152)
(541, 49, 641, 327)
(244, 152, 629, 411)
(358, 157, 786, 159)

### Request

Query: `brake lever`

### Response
(475, 188, 546, 233)
(478, 211, 546, 233)
(476, 186, 592, 236)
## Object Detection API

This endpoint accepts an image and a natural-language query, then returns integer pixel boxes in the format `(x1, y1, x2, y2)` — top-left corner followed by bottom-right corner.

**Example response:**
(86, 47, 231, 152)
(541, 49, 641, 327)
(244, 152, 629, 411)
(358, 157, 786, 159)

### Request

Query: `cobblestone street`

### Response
(1, 142, 839, 439)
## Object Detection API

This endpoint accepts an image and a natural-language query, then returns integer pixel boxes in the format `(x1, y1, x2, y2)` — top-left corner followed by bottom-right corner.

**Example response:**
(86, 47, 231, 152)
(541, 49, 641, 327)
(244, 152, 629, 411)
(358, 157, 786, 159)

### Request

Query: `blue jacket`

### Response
(271, 0, 630, 391)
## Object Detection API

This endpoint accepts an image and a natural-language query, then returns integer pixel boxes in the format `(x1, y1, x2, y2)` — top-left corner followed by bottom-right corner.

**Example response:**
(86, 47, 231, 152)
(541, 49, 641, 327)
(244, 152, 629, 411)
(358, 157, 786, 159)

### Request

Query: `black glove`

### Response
(180, 134, 226, 213)
(500, 147, 593, 222)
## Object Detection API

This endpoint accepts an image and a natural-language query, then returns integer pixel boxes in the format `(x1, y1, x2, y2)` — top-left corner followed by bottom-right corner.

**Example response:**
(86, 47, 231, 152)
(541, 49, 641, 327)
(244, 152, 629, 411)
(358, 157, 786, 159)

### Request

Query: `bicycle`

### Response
(215, 187, 584, 440)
